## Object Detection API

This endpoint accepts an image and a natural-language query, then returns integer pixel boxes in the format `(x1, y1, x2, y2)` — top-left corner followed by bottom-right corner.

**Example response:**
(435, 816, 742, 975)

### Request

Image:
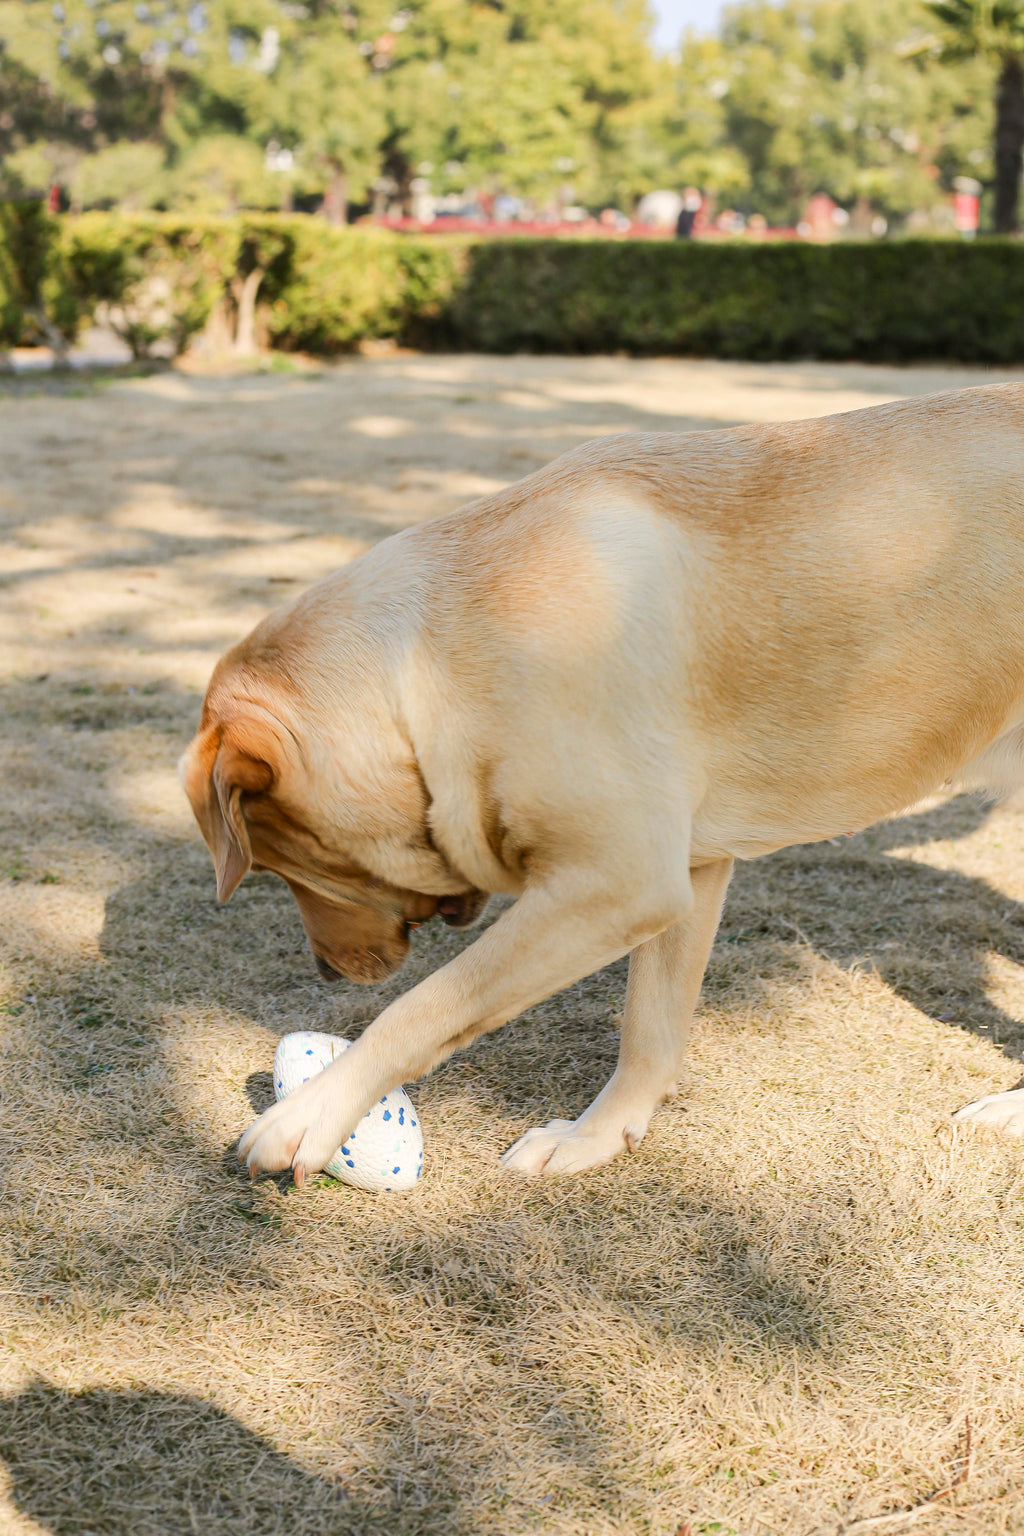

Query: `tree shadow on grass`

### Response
(719, 793, 1024, 1060)
(7, 796, 1024, 1535)
(0, 1383, 389, 1536)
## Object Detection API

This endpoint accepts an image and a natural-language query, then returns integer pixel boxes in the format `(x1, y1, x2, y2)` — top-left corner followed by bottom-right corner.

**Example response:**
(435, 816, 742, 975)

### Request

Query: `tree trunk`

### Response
(995, 53, 1024, 234)
(230, 268, 265, 357)
(201, 294, 235, 357)
(28, 307, 69, 370)
(322, 168, 348, 226)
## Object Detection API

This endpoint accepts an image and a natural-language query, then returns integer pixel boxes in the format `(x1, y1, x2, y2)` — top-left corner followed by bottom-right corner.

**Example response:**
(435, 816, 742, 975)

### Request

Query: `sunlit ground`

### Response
(2, 354, 1024, 1536)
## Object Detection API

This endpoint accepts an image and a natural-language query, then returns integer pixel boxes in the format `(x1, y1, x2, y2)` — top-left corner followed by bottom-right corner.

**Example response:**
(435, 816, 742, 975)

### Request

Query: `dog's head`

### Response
(180, 652, 486, 984)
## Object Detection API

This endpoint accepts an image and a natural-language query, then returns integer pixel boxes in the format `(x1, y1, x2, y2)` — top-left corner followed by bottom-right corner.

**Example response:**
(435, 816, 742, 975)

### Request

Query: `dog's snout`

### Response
(314, 954, 342, 983)
(437, 889, 488, 928)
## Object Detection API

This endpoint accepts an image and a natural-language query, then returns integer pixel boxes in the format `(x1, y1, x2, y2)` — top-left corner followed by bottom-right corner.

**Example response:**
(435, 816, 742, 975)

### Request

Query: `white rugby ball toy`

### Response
(273, 1031, 424, 1192)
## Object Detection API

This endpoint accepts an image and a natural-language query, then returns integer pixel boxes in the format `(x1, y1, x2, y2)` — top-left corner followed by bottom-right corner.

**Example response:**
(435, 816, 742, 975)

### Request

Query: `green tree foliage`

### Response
(665, 0, 993, 225)
(70, 140, 165, 209)
(347, 0, 671, 212)
(0, 0, 669, 213)
(164, 133, 279, 213)
(0, 0, 1005, 229)
(259, 10, 387, 223)
(920, 0, 1024, 231)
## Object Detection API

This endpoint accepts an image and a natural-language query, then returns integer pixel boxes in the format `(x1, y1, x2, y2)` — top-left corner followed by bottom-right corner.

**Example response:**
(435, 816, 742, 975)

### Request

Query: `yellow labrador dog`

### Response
(181, 383, 1024, 1185)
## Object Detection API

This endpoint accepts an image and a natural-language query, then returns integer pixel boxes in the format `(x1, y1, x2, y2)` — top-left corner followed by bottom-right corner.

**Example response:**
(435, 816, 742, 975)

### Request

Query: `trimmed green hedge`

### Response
(445, 238, 1024, 362)
(4, 204, 1024, 363)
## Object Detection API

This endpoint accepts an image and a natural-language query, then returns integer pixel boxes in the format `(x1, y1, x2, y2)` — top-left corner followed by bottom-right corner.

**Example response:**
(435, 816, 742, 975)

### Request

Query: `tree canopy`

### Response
(919, 0, 1024, 229)
(0, 0, 1000, 227)
(664, 0, 992, 225)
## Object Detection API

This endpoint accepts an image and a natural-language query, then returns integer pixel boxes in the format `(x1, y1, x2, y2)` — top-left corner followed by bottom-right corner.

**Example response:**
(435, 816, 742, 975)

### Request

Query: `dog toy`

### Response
(273, 1031, 424, 1192)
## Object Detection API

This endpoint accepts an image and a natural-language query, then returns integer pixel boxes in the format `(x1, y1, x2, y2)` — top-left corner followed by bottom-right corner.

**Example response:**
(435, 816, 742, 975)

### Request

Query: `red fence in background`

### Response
(364, 215, 802, 240)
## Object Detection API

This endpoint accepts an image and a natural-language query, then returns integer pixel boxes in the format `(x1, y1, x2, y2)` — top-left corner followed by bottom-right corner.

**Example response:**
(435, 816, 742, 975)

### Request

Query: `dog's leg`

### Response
(237, 864, 697, 1183)
(501, 857, 734, 1176)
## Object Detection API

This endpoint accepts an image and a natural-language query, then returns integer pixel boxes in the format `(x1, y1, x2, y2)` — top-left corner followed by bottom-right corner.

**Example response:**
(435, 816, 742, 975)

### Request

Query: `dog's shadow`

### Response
(718, 792, 1024, 1061)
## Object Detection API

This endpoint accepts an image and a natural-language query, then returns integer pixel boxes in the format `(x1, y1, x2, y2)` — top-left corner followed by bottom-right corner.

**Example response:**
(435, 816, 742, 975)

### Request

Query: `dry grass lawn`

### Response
(3, 352, 1024, 1536)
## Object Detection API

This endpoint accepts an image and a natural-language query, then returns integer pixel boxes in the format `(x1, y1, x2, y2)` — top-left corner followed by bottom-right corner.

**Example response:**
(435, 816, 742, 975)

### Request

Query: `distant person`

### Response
(675, 187, 702, 239)
(636, 189, 683, 229)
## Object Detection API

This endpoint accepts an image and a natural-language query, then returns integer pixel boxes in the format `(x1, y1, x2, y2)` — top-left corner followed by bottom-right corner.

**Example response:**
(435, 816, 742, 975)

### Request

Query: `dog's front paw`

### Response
(953, 1086, 1024, 1137)
(500, 1117, 639, 1176)
(237, 1076, 352, 1186)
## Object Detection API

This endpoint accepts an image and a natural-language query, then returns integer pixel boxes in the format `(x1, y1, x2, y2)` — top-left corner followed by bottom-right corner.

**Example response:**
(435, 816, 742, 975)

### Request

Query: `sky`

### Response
(650, 0, 727, 52)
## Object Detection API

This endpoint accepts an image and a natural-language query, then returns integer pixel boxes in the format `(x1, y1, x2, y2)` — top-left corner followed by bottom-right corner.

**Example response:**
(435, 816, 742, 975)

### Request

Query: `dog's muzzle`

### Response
(437, 891, 487, 928)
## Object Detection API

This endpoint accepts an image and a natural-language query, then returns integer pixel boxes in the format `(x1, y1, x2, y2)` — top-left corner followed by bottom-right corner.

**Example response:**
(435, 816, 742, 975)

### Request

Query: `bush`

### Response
(443, 237, 1024, 363)
(63, 214, 239, 357)
(261, 221, 467, 353)
(259, 222, 408, 352)
(10, 213, 1024, 364)
(57, 215, 459, 357)
(0, 198, 81, 351)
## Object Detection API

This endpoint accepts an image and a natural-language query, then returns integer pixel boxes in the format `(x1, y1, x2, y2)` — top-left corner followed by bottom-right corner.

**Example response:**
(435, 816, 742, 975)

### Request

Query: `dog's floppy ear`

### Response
(180, 717, 277, 903)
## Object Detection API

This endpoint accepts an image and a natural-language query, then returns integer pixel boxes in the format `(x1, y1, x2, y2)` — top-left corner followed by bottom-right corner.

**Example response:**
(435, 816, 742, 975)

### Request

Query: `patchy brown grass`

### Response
(2, 354, 1024, 1536)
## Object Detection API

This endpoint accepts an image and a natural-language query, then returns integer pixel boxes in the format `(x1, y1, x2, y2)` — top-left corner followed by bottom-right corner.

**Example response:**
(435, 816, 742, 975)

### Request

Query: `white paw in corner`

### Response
(953, 1086, 1024, 1137)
